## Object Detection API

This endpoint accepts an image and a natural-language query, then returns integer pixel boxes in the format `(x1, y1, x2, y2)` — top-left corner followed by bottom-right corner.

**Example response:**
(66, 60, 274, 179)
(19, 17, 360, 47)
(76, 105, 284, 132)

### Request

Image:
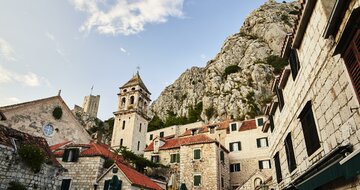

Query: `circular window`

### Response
(43, 124, 55, 137)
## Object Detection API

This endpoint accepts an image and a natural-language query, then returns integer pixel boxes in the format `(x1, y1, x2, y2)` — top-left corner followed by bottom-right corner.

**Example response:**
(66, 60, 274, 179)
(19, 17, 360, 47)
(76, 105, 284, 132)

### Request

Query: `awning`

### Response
(294, 146, 360, 190)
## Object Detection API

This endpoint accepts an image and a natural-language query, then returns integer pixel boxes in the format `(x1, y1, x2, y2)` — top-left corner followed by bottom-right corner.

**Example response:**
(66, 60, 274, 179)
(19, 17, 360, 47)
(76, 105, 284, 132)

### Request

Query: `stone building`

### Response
(52, 141, 162, 190)
(83, 95, 100, 118)
(0, 94, 91, 145)
(144, 134, 230, 190)
(0, 124, 63, 189)
(263, 0, 360, 189)
(111, 72, 151, 155)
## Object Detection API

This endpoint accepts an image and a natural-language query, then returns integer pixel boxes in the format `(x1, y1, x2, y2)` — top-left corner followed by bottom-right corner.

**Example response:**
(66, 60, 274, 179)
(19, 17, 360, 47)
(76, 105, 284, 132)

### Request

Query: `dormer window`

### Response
(209, 126, 216, 134)
(62, 148, 80, 162)
(191, 129, 198, 135)
(230, 123, 237, 132)
(256, 118, 264, 127)
(151, 155, 160, 163)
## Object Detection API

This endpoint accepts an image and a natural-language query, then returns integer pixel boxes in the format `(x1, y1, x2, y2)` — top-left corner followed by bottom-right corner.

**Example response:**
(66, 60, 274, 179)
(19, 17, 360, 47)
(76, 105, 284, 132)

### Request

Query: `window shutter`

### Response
(220, 151, 224, 162)
(269, 115, 274, 132)
(265, 138, 269, 146)
(72, 149, 80, 162)
(194, 149, 201, 159)
(230, 164, 234, 172)
(238, 142, 241, 150)
(177, 153, 180, 163)
(256, 139, 261, 148)
(274, 152, 282, 183)
(299, 101, 320, 156)
(289, 49, 300, 80)
(285, 133, 297, 172)
(229, 143, 233, 152)
(194, 175, 201, 186)
(276, 87, 285, 111)
(103, 180, 110, 190)
(258, 161, 263, 169)
(344, 29, 360, 102)
(62, 149, 70, 162)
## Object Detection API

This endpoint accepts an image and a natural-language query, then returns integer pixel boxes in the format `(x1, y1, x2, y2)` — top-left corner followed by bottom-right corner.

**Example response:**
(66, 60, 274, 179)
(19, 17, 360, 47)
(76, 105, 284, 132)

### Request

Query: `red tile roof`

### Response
(52, 142, 162, 190)
(145, 134, 217, 152)
(180, 120, 232, 137)
(239, 119, 257, 132)
(0, 125, 61, 167)
(115, 161, 162, 190)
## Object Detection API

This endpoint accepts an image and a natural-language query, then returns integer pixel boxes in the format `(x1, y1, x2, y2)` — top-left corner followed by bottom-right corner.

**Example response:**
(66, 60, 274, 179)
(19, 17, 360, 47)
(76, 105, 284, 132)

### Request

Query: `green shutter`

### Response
(194, 149, 201, 159)
(194, 175, 201, 186)
(62, 149, 70, 162)
(229, 143, 233, 152)
(238, 142, 241, 150)
(176, 153, 180, 163)
(73, 149, 80, 162)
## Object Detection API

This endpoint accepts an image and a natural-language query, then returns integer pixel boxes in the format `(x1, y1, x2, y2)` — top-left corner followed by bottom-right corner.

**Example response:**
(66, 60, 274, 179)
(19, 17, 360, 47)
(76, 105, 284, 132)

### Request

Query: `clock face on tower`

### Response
(43, 124, 54, 137)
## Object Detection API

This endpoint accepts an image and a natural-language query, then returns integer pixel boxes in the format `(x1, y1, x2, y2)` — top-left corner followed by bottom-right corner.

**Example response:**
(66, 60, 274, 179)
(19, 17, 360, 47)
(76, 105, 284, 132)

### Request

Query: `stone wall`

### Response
(0, 145, 62, 189)
(179, 143, 230, 190)
(58, 156, 104, 189)
(0, 96, 91, 145)
(269, 0, 360, 189)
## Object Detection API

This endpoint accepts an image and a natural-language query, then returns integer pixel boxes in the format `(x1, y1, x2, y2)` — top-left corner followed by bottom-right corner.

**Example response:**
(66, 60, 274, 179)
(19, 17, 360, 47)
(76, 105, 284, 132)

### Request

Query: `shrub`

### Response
(224, 65, 241, 77)
(17, 144, 45, 173)
(52, 106, 62, 120)
(264, 55, 288, 75)
(289, 10, 299, 15)
(148, 115, 164, 132)
(8, 182, 26, 190)
(205, 106, 216, 120)
(103, 158, 114, 168)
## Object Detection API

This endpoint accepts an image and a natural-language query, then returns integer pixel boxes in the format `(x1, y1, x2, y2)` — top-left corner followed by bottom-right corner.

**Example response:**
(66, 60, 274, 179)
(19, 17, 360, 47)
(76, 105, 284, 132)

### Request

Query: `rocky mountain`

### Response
(149, 0, 299, 123)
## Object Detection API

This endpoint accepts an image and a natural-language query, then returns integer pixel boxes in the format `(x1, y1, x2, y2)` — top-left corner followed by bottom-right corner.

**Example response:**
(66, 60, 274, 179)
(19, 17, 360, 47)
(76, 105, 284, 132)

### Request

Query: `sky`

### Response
(0, 0, 275, 120)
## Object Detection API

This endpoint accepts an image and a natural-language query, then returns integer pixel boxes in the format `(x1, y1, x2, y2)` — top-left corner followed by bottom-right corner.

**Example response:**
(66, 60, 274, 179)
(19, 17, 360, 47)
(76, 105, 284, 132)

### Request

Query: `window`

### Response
(139, 123, 142, 132)
(258, 160, 271, 169)
(230, 123, 237, 131)
(62, 148, 80, 162)
(285, 133, 297, 172)
(61, 179, 71, 190)
(343, 29, 360, 102)
(194, 149, 201, 160)
(103, 179, 111, 190)
(151, 155, 160, 163)
(160, 131, 164, 138)
(130, 96, 135, 104)
(194, 175, 201, 186)
(121, 98, 126, 106)
(289, 48, 300, 80)
(149, 134, 153, 140)
(275, 84, 285, 111)
(269, 115, 275, 132)
(221, 177, 224, 188)
(256, 118, 264, 127)
(220, 151, 225, 163)
(256, 138, 269, 148)
(299, 101, 321, 156)
(229, 142, 241, 152)
(137, 141, 140, 151)
(274, 152, 282, 183)
(230, 163, 241, 172)
(120, 139, 123, 147)
(122, 121, 126, 130)
(170, 153, 180, 163)
(209, 126, 215, 134)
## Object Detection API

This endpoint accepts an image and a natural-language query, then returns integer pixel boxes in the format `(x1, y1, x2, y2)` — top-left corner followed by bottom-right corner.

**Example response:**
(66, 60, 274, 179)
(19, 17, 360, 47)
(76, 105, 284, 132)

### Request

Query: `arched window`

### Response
(139, 123, 142, 132)
(254, 177, 262, 189)
(122, 121, 126, 130)
(131, 87, 135, 91)
(144, 102, 148, 110)
(138, 97, 143, 108)
(121, 97, 126, 106)
(123, 89, 127, 93)
(130, 96, 135, 104)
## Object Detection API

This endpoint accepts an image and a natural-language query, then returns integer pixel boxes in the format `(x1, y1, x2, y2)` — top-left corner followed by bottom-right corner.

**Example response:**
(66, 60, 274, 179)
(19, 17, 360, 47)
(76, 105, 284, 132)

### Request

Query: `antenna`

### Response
(136, 66, 140, 74)
(90, 85, 94, 95)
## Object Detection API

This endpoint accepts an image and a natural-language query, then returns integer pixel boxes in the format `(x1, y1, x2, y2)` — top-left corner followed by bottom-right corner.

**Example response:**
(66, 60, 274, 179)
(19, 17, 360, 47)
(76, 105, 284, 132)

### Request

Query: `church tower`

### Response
(111, 72, 151, 155)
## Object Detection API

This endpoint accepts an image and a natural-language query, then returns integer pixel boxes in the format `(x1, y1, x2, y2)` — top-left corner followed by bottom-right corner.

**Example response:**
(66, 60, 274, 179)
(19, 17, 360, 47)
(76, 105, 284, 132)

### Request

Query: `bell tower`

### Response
(111, 72, 151, 155)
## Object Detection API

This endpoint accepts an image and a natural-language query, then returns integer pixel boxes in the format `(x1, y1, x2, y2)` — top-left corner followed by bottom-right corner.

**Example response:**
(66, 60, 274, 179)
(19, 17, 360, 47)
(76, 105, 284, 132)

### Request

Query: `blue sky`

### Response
(0, 0, 273, 120)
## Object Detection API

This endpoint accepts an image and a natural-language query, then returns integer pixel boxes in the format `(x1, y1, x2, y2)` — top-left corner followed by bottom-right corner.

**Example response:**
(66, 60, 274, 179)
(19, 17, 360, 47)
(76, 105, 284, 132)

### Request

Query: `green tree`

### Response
(148, 115, 164, 132)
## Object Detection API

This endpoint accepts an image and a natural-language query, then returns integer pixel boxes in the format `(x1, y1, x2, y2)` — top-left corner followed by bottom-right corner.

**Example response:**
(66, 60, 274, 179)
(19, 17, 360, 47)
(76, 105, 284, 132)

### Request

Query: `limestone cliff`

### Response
(150, 0, 299, 122)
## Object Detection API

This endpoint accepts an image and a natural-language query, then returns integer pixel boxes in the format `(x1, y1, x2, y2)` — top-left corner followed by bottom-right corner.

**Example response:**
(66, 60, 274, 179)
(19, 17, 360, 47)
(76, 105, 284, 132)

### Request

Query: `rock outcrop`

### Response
(150, 0, 299, 122)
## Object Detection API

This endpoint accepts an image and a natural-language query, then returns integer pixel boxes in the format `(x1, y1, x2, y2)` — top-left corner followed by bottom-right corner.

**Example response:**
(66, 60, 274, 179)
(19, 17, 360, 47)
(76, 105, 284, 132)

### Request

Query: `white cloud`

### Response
(45, 32, 56, 41)
(0, 38, 17, 62)
(70, 0, 184, 36)
(120, 47, 127, 53)
(0, 65, 50, 87)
